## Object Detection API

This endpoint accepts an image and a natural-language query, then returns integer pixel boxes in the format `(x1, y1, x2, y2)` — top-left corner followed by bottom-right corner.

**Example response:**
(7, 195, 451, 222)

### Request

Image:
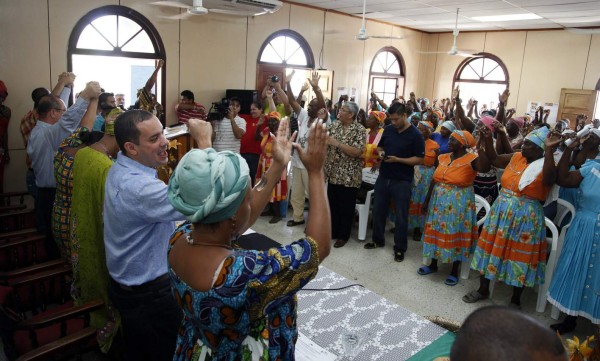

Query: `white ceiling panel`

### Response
(287, 0, 600, 32)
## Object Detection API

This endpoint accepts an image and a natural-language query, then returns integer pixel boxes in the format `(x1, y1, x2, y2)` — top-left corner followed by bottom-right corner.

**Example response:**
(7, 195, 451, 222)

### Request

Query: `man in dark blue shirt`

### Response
(364, 102, 425, 262)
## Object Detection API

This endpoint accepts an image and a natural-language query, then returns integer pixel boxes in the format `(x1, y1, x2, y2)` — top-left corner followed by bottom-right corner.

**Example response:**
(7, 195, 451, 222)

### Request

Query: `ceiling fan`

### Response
(355, 0, 405, 41)
(151, 0, 271, 19)
(420, 9, 482, 57)
(151, 0, 208, 19)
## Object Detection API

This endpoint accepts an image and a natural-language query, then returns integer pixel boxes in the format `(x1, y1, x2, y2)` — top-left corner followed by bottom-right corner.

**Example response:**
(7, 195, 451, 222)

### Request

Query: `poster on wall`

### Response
(336, 87, 347, 102)
(526, 101, 559, 126)
(336, 87, 359, 104)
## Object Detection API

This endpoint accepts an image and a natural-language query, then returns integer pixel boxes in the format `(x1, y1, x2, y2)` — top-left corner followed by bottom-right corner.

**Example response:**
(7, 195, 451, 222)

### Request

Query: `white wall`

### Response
(1, 0, 599, 192)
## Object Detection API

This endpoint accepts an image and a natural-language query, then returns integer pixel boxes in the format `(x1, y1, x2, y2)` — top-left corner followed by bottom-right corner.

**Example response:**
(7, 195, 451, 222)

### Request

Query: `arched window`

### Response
(258, 30, 314, 68)
(368, 47, 405, 109)
(68, 6, 166, 117)
(453, 54, 509, 111)
(256, 30, 315, 101)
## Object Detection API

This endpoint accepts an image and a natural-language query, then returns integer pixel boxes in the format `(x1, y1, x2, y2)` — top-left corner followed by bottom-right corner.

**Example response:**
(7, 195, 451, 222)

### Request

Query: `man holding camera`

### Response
(212, 97, 245, 153)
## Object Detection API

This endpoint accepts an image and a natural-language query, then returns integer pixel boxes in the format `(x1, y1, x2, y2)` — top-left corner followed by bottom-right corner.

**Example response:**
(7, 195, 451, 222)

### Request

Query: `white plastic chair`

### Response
(459, 195, 491, 279)
(549, 199, 576, 318)
(355, 168, 378, 241)
(488, 217, 558, 314)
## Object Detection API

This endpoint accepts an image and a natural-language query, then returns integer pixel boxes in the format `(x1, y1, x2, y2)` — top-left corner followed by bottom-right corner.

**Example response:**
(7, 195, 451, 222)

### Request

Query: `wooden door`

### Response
(557, 88, 598, 129)
(256, 64, 287, 95)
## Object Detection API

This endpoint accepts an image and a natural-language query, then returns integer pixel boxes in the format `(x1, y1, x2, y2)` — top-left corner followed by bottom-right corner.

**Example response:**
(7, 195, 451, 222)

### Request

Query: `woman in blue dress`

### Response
(548, 130, 600, 333)
(166, 118, 331, 360)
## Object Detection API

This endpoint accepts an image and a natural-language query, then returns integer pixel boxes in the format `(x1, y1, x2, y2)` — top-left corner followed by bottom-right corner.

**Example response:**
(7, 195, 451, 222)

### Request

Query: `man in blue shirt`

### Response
(364, 102, 425, 262)
(27, 79, 100, 258)
(104, 111, 205, 361)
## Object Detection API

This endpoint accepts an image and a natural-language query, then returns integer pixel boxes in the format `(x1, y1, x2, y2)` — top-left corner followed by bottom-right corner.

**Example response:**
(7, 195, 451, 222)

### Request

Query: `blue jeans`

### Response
(371, 176, 412, 253)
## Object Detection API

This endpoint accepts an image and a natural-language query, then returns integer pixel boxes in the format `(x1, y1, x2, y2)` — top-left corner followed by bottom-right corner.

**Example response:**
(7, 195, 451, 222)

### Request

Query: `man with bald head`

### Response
(450, 306, 567, 361)
(27, 80, 101, 258)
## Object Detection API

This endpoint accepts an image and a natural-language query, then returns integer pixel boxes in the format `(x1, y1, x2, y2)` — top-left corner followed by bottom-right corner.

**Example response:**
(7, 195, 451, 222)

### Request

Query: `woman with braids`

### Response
(166, 118, 331, 360)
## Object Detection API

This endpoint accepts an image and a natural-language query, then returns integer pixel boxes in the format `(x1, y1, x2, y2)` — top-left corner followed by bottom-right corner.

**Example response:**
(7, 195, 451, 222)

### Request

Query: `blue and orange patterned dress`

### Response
(168, 223, 319, 360)
(52, 126, 88, 262)
(422, 152, 478, 263)
(471, 153, 550, 287)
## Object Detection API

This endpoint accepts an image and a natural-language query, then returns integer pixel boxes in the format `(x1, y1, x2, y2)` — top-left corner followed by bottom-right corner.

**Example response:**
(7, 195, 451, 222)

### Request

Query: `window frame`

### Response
(67, 5, 166, 114)
(368, 47, 405, 109)
(453, 53, 509, 87)
(257, 30, 315, 69)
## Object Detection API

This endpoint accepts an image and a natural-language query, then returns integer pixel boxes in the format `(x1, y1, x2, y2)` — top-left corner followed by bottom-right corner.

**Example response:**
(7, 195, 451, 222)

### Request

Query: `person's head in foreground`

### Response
(450, 306, 567, 361)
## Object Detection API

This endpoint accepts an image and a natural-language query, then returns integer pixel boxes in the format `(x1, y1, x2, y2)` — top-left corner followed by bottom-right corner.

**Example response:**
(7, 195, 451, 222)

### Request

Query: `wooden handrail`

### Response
(15, 327, 98, 361)
(19, 299, 104, 328)
(0, 259, 66, 281)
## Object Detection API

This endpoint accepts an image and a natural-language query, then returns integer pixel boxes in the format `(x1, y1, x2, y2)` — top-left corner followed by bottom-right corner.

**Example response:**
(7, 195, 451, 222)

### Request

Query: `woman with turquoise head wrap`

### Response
(166, 118, 331, 360)
(464, 124, 563, 308)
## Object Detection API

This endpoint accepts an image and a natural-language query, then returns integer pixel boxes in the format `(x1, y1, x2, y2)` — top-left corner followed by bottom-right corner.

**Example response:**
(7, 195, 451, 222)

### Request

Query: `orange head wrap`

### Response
(451, 130, 476, 148)
(267, 111, 281, 121)
(369, 111, 386, 124)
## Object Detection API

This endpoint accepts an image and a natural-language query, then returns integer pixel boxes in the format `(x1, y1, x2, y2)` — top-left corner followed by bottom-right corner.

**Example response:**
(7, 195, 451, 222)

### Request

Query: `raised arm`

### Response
(308, 71, 326, 110)
(493, 121, 513, 155)
(244, 119, 297, 231)
(480, 124, 512, 168)
(272, 81, 291, 115)
(286, 78, 301, 114)
(556, 137, 584, 188)
(265, 90, 277, 115)
(144, 59, 164, 93)
(542, 132, 562, 186)
(454, 89, 475, 132)
(496, 89, 509, 125)
(296, 120, 330, 261)
(296, 82, 308, 105)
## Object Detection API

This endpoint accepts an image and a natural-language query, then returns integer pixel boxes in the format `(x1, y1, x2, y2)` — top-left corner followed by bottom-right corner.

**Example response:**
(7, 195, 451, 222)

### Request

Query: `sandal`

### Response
(444, 275, 458, 286)
(462, 290, 489, 303)
(286, 219, 305, 227)
(417, 266, 438, 275)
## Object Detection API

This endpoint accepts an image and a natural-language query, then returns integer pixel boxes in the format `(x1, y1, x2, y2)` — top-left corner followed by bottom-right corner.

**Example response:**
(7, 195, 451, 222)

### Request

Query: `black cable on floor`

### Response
(300, 284, 364, 292)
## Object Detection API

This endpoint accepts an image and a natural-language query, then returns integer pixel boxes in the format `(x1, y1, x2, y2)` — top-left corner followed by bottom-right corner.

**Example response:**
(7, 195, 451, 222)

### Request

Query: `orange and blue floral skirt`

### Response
(423, 183, 478, 264)
(471, 188, 547, 288)
(408, 165, 435, 230)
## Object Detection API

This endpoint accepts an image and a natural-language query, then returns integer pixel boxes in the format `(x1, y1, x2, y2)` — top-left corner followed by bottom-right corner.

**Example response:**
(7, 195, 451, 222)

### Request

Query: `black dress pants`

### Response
(108, 274, 182, 361)
(327, 183, 359, 241)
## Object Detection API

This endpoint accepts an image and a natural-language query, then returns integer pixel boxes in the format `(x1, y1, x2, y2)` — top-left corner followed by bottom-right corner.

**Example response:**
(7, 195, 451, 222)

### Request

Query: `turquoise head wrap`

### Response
(441, 121, 456, 132)
(168, 149, 249, 224)
(525, 126, 550, 151)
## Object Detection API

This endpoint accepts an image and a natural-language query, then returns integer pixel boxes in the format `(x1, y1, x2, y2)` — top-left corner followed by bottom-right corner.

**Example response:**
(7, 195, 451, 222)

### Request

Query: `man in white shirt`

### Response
(212, 97, 246, 153)
(285, 72, 326, 226)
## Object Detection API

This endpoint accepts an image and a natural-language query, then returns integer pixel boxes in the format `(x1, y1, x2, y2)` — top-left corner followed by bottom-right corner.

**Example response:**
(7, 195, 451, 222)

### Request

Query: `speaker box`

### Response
(226, 89, 257, 115)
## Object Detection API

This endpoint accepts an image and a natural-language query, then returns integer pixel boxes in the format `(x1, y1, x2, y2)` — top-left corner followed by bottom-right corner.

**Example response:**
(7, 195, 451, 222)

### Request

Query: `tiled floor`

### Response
(68, 207, 595, 360)
(251, 208, 596, 337)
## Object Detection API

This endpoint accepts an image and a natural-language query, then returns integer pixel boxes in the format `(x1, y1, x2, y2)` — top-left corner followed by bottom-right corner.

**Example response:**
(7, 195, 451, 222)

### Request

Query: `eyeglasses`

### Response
(53, 107, 67, 112)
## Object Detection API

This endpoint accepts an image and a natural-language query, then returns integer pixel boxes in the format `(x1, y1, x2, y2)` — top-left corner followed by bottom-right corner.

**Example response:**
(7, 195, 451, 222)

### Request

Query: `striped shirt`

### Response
(213, 116, 246, 153)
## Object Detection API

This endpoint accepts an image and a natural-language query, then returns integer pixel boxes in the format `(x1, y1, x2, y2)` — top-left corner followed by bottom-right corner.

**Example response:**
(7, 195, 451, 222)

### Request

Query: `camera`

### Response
(270, 75, 279, 83)
(207, 98, 230, 121)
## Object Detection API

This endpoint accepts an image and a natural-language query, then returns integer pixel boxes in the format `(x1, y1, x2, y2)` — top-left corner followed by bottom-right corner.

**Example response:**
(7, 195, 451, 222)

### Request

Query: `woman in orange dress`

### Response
(255, 111, 287, 224)
(464, 126, 562, 307)
(418, 130, 489, 286)
(361, 111, 386, 168)
(408, 121, 439, 242)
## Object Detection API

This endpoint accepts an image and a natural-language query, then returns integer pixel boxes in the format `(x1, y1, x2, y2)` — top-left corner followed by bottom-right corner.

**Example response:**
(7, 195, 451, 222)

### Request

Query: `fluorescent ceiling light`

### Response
(471, 13, 542, 22)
